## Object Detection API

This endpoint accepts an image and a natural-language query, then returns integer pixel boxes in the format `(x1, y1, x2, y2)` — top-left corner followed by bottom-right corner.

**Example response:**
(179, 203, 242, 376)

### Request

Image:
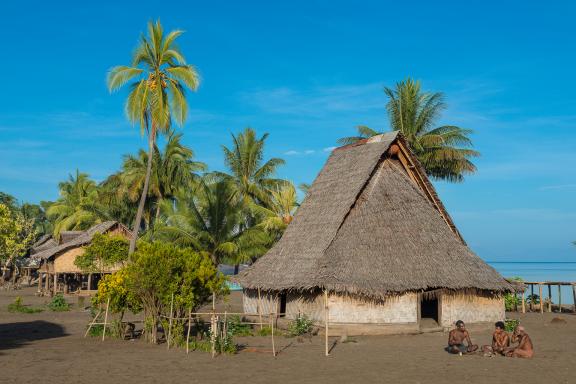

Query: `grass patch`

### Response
(7, 297, 44, 314)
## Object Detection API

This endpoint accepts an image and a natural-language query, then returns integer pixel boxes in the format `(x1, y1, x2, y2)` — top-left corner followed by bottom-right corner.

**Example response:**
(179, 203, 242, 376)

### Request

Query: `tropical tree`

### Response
(107, 20, 200, 254)
(250, 183, 298, 235)
(0, 203, 35, 283)
(46, 170, 104, 237)
(115, 131, 205, 227)
(218, 127, 286, 209)
(338, 78, 479, 182)
(153, 179, 270, 267)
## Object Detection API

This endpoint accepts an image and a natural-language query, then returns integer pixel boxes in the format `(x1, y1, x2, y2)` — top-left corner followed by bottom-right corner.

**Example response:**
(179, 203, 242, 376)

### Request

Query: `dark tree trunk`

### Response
(233, 264, 240, 275)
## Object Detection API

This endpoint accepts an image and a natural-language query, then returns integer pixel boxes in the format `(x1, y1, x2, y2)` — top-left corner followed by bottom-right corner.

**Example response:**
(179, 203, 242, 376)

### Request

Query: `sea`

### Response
(488, 262, 576, 305)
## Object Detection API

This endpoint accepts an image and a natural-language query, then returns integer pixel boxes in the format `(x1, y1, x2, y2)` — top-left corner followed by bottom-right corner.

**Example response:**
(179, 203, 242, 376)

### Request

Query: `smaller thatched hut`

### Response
(237, 132, 512, 334)
(33, 221, 131, 295)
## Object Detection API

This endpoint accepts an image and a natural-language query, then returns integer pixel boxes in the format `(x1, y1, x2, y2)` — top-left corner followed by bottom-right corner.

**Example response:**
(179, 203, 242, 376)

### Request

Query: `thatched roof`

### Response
(237, 132, 512, 297)
(30, 234, 58, 255)
(32, 221, 130, 262)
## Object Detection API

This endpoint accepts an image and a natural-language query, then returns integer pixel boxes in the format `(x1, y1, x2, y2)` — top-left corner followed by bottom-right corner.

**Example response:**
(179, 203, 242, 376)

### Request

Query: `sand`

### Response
(1, 287, 574, 384)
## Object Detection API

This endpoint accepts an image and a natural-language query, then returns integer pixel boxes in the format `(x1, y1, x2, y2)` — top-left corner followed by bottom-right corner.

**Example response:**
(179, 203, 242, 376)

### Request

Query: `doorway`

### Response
(279, 293, 287, 317)
(420, 296, 439, 324)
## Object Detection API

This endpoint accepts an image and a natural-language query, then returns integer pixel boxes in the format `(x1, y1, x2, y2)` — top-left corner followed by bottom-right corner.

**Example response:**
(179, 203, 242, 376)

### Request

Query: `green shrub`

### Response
(7, 297, 43, 314)
(257, 326, 272, 336)
(504, 293, 521, 311)
(188, 340, 212, 352)
(47, 294, 70, 311)
(526, 294, 540, 305)
(287, 314, 314, 336)
(226, 315, 253, 336)
(504, 318, 520, 332)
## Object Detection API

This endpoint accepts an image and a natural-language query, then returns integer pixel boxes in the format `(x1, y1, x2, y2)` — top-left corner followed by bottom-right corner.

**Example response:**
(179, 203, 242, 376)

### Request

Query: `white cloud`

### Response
(284, 150, 300, 155)
(323, 146, 336, 152)
(304, 150, 315, 154)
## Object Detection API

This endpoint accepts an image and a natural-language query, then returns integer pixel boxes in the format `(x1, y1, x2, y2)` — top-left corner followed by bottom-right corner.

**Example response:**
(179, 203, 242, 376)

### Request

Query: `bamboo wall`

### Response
(440, 293, 504, 327)
(242, 289, 278, 314)
(53, 247, 122, 274)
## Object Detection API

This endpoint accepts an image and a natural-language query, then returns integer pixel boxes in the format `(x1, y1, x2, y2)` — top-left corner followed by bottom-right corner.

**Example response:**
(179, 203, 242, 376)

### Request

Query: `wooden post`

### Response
(324, 290, 329, 357)
(521, 290, 526, 314)
(45, 273, 50, 295)
(257, 287, 263, 330)
(102, 297, 110, 341)
(572, 285, 576, 314)
(558, 285, 562, 313)
(87, 273, 92, 291)
(211, 293, 216, 358)
(167, 293, 174, 350)
(53, 273, 58, 295)
(37, 273, 43, 293)
(186, 307, 192, 354)
(529, 284, 534, 311)
(270, 313, 276, 357)
(539, 284, 543, 314)
(84, 309, 103, 337)
(548, 285, 552, 312)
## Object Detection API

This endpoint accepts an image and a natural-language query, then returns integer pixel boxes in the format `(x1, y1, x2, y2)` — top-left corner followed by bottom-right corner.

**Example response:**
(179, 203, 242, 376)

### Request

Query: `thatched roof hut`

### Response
(237, 132, 511, 333)
(34, 221, 131, 295)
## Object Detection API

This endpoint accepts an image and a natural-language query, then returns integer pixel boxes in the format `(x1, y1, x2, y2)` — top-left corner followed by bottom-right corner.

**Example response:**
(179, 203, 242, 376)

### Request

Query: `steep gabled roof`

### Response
(32, 221, 130, 262)
(237, 132, 511, 296)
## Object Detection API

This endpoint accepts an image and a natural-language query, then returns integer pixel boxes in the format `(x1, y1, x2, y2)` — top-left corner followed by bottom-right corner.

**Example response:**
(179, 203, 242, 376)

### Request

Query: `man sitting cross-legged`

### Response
(448, 320, 478, 355)
(504, 326, 534, 359)
(482, 321, 510, 356)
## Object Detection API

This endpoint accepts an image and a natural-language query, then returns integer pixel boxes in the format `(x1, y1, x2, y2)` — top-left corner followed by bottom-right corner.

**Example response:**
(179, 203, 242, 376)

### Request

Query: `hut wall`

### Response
(285, 292, 418, 324)
(242, 289, 278, 315)
(53, 248, 85, 273)
(53, 247, 122, 274)
(440, 293, 504, 327)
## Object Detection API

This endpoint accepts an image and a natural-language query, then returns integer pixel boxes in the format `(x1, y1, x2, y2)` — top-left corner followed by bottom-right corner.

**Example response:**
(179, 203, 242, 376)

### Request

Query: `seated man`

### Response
(504, 326, 534, 358)
(482, 321, 510, 355)
(448, 320, 478, 355)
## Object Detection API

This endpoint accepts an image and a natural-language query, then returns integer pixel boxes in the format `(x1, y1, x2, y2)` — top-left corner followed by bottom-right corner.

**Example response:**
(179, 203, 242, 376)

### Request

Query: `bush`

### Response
(7, 297, 43, 314)
(287, 314, 314, 336)
(504, 318, 520, 332)
(526, 294, 540, 305)
(504, 294, 521, 311)
(47, 294, 70, 311)
(257, 326, 272, 336)
(226, 315, 253, 336)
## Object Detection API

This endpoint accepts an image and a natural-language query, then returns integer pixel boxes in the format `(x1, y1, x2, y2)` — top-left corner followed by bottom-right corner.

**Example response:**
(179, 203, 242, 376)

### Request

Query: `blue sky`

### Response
(1, 1, 575, 262)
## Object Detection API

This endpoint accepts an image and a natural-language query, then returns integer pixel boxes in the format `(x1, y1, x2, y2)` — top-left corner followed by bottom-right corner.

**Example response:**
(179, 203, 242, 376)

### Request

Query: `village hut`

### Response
(32, 221, 131, 296)
(237, 132, 512, 334)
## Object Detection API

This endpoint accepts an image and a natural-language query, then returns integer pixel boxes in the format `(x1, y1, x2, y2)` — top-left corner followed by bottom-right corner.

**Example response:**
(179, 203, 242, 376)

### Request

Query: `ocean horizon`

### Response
(488, 261, 575, 305)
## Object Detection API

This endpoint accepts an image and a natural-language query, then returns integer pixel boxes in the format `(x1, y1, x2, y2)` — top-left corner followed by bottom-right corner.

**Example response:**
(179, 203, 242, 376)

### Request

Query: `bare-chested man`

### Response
(448, 320, 478, 355)
(482, 321, 510, 355)
(504, 326, 534, 358)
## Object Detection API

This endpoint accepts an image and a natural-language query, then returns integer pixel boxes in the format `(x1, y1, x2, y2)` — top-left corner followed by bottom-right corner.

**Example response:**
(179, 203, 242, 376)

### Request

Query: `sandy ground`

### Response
(1, 287, 574, 384)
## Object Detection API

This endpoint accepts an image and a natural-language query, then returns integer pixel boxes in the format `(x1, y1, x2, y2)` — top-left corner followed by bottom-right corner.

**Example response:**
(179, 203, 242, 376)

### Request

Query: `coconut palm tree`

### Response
(154, 179, 269, 266)
(114, 132, 205, 229)
(250, 183, 298, 234)
(217, 128, 286, 209)
(46, 170, 105, 237)
(338, 78, 479, 182)
(107, 20, 200, 254)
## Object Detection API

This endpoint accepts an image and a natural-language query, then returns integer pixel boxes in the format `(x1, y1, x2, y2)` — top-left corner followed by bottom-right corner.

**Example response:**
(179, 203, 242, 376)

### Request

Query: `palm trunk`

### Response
(129, 125, 156, 255)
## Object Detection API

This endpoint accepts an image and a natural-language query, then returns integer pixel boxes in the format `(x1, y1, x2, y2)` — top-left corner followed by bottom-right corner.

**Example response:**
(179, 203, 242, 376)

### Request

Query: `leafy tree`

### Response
(338, 78, 479, 182)
(154, 179, 270, 267)
(250, 183, 298, 234)
(107, 20, 200, 255)
(122, 241, 226, 343)
(0, 203, 35, 283)
(46, 170, 104, 237)
(75, 233, 129, 272)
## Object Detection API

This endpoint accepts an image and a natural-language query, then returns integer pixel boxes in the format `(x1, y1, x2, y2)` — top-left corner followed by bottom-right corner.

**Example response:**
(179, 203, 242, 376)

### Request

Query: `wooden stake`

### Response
(167, 293, 174, 350)
(186, 307, 192, 354)
(572, 285, 576, 314)
(37, 273, 42, 293)
(548, 284, 552, 312)
(539, 284, 543, 314)
(530, 284, 534, 311)
(521, 290, 525, 314)
(84, 308, 103, 337)
(87, 273, 92, 291)
(102, 297, 110, 341)
(324, 290, 329, 357)
(558, 285, 562, 313)
(257, 287, 263, 330)
(270, 313, 276, 357)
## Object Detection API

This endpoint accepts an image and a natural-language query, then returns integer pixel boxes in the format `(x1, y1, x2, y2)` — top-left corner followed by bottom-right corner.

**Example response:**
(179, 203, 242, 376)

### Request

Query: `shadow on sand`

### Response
(0, 321, 68, 352)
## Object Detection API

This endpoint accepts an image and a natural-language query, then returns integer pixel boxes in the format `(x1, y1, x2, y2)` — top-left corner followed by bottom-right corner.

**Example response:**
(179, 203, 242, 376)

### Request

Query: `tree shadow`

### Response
(0, 321, 68, 352)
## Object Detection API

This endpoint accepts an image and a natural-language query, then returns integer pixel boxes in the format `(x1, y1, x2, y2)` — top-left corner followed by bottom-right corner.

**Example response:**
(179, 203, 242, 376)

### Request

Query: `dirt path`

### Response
(1, 287, 574, 384)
